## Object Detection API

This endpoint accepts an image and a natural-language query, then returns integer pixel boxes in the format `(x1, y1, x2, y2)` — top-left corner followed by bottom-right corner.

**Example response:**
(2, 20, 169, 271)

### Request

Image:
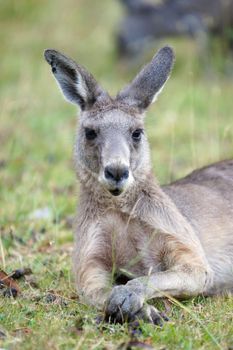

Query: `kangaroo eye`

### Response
(85, 128, 97, 141)
(132, 129, 143, 142)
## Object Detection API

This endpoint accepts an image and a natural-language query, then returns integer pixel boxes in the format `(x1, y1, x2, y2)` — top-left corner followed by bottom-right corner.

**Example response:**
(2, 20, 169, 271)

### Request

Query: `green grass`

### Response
(0, 0, 233, 349)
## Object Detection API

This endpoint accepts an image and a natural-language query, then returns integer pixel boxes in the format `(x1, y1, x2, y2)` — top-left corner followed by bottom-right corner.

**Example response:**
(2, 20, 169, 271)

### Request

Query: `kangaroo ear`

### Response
(44, 49, 108, 110)
(117, 46, 175, 111)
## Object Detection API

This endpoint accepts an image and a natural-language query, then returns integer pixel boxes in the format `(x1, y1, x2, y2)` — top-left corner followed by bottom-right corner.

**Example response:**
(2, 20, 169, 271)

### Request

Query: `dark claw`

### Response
(160, 311, 170, 322)
(132, 304, 169, 327)
(105, 286, 170, 326)
(149, 307, 164, 326)
(104, 286, 143, 324)
(128, 320, 143, 337)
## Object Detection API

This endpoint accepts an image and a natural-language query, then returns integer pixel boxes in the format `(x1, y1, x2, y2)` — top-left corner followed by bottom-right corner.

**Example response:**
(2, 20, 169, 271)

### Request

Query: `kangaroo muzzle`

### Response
(104, 165, 130, 196)
(99, 161, 133, 196)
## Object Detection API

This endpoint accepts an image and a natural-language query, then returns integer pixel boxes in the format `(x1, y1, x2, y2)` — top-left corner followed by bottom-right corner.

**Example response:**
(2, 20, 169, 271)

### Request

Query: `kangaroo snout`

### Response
(104, 165, 129, 183)
(103, 164, 130, 196)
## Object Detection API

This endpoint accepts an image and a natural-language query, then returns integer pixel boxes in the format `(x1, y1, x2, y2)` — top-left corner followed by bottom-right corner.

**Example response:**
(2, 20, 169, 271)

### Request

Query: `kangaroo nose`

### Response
(104, 166, 129, 183)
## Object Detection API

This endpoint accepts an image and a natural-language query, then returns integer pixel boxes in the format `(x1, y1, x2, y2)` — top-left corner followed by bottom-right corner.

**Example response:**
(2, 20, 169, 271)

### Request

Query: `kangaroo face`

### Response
(76, 107, 151, 196)
(44, 46, 174, 196)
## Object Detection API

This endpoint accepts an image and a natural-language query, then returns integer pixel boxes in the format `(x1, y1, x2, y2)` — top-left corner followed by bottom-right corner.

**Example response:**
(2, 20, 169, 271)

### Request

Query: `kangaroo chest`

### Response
(100, 211, 165, 277)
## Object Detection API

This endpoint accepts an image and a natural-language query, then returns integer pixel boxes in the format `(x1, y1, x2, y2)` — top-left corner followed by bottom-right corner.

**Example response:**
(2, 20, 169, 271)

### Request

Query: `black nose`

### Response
(104, 166, 129, 183)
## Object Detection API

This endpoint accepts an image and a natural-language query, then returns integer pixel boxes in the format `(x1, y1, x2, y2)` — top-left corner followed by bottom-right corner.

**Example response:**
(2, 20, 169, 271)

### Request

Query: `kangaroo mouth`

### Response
(109, 188, 123, 196)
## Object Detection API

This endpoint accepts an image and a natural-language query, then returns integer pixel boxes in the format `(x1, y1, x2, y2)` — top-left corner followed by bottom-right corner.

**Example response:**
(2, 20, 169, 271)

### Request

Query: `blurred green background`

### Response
(0, 1, 233, 349)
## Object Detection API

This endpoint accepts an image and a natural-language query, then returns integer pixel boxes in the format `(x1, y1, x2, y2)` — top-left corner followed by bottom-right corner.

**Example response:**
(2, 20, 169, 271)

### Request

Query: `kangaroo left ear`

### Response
(117, 46, 175, 111)
(44, 49, 109, 110)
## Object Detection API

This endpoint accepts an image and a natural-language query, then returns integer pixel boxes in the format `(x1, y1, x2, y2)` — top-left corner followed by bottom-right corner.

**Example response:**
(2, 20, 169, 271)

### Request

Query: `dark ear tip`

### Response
(160, 45, 174, 53)
(44, 49, 58, 64)
(159, 45, 175, 61)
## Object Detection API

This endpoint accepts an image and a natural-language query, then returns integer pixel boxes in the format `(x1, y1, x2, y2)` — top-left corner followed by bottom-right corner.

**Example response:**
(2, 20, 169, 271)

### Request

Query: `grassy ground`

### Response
(0, 0, 233, 349)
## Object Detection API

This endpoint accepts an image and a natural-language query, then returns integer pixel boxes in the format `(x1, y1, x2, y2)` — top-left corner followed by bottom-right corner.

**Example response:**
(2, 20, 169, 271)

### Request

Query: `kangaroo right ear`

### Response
(44, 49, 108, 110)
(117, 46, 175, 111)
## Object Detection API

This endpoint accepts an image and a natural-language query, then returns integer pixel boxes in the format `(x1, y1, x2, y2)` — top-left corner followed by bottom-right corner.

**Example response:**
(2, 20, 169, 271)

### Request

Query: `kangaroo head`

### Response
(44, 46, 174, 196)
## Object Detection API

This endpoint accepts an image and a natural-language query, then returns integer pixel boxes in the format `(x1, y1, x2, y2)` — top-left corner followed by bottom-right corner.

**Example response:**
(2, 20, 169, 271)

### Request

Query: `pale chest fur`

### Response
(97, 210, 166, 277)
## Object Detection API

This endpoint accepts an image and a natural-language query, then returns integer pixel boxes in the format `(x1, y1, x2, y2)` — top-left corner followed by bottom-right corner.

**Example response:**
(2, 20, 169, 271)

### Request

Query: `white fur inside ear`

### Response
(75, 74, 88, 101)
(151, 75, 170, 104)
(52, 66, 88, 107)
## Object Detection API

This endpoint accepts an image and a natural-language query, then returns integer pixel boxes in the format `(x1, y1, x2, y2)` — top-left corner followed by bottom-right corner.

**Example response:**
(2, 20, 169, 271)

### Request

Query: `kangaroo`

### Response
(117, 0, 233, 59)
(44, 46, 233, 324)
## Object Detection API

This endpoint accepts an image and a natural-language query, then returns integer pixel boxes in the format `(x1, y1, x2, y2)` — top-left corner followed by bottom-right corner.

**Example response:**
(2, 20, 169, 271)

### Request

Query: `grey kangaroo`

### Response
(44, 46, 233, 324)
(117, 0, 233, 58)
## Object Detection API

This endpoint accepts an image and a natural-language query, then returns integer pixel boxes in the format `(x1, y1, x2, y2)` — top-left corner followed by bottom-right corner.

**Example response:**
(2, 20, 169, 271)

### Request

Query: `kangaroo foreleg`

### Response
(73, 222, 112, 307)
(105, 264, 209, 323)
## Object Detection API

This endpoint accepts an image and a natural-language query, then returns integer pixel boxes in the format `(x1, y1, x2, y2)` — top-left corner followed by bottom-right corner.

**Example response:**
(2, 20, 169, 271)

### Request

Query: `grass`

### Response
(0, 0, 233, 349)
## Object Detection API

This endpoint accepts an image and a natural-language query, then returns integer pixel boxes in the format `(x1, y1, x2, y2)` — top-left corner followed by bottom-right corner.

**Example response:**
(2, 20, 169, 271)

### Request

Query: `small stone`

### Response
(45, 293, 57, 303)
(11, 268, 32, 280)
